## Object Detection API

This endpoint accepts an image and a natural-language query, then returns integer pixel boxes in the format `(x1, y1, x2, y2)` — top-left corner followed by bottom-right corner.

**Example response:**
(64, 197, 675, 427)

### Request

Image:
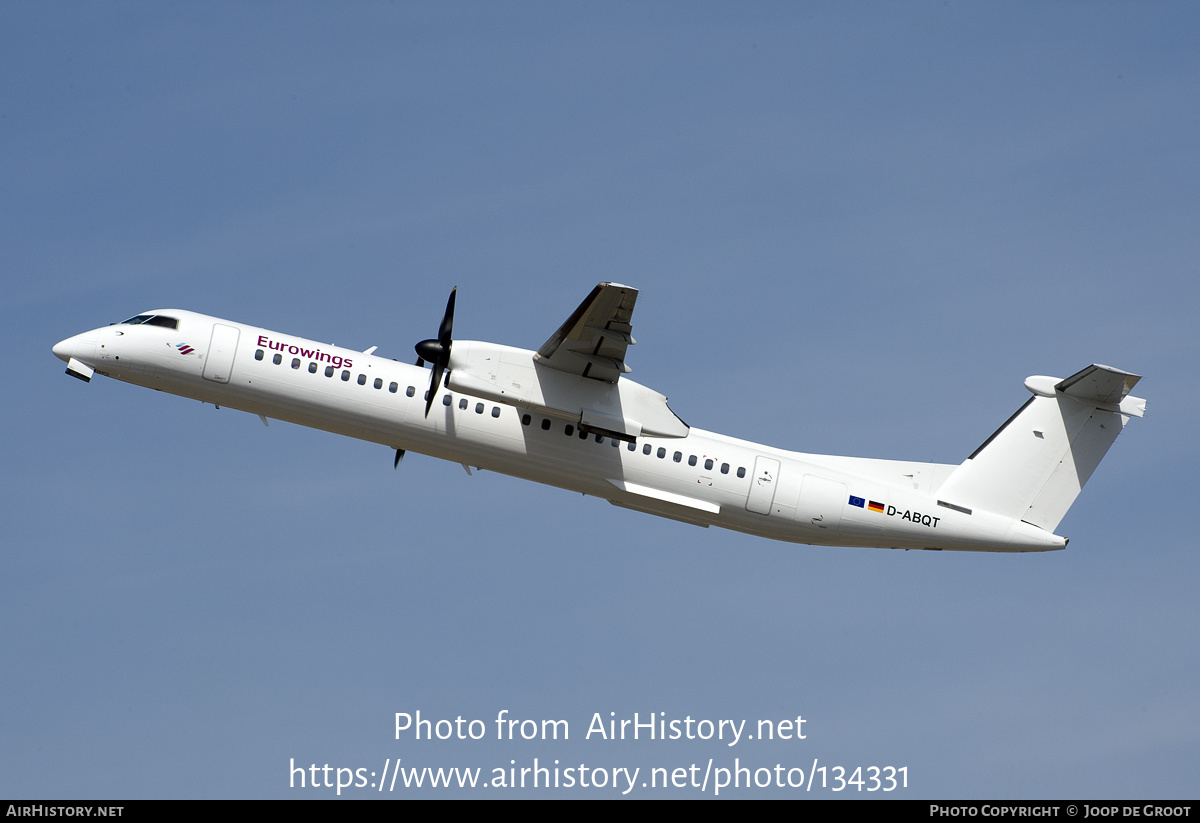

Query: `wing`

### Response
(534, 283, 638, 383)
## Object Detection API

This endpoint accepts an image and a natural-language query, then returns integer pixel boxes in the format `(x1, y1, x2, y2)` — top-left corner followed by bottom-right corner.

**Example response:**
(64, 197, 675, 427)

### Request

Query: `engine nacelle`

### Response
(447, 341, 688, 438)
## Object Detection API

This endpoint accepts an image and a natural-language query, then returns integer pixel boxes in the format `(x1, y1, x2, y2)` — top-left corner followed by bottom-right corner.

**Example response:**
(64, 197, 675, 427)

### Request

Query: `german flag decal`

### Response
(868, 500, 885, 514)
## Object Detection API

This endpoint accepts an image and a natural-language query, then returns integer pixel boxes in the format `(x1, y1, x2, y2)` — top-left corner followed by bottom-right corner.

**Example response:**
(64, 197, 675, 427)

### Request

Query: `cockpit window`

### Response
(119, 314, 179, 330)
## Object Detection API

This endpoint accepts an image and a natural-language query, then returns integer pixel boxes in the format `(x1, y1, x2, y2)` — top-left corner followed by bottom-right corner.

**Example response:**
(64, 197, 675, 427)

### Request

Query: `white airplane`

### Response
(52, 283, 1145, 552)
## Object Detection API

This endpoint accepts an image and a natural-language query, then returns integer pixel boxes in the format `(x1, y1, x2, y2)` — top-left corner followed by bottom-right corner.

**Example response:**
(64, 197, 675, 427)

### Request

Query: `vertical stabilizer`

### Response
(935, 365, 1145, 532)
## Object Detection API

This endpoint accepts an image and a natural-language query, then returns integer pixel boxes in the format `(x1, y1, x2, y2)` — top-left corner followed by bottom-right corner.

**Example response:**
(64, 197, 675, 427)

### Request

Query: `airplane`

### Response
(51, 283, 1146, 553)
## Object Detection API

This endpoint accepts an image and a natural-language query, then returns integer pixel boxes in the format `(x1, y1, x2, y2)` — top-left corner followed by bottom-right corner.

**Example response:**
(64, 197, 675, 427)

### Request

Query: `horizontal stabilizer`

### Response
(1057, 364, 1141, 406)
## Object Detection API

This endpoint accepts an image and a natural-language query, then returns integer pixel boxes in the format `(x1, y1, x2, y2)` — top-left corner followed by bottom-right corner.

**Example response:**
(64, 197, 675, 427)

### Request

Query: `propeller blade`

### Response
(438, 287, 456, 346)
(424, 365, 443, 417)
(415, 287, 457, 418)
(394, 448, 405, 468)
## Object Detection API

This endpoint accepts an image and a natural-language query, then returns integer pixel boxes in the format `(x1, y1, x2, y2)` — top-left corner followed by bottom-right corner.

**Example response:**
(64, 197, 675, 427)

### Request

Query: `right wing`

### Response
(534, 283, 637, 383)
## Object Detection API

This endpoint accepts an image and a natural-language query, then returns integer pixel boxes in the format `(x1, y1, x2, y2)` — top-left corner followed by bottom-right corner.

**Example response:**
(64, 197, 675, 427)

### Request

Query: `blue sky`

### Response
(3, 2, 1197, 798)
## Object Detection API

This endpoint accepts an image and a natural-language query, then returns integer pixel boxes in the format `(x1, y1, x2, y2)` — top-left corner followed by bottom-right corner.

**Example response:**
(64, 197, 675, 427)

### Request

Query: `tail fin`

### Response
(935, 365, 1145, 531)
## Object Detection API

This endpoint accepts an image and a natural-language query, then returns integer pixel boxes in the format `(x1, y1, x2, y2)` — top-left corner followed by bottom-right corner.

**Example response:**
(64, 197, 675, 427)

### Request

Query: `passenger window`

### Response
(627, 442, 636, 451)
(688, 455, 697, 466)
(357, 374, 367, 385)
(374, 378, 382, 389)
(673, 451, 682, 462)
(309, 362, 318, 374)
(475, 403, 484, 414)
(406, 386, 415, 397)
(443, 395, 452, 406)
(705, 459, 713, 470)
(540, 419, 551, 431)
(737, 467, 746, 478)
(643, 444, 652, 455)
(341, 370, 350, 381)
(326, 365, 335, 377)
(565, 424, 574, 436)
(459, 398, 468, 410)
(657, 447, 666, 459)
(596, 434, 604, 444)
(291, 358, 301, 369)
(389, 382, 398, 393)
(521, 414, 531, 426)
(578, 428, 588, 439)
(721, 463, 730, 474)
(612, 438, 620, 447)
(492, 407, 501, 418)
(273, 353, 282, 365)
(254, 349, 264, 361)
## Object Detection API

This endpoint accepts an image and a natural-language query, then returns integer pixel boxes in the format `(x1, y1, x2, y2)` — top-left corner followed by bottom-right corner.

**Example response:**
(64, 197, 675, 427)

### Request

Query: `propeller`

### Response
(414, 287, 456, 417)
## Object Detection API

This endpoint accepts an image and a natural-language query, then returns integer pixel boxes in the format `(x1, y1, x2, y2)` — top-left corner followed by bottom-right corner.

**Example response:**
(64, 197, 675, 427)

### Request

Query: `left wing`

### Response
(534, 283, 637, 383)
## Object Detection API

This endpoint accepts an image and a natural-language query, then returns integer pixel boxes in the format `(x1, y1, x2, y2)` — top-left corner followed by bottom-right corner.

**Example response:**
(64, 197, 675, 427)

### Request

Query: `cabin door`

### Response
(203, 324, 240, 383)
(745, 456, 781, 515)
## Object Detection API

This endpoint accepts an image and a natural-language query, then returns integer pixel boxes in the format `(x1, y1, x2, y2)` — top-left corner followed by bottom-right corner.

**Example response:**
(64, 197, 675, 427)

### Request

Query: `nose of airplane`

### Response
(53, 332, 99, 382)
(52, 336, 74, 363)
(53, 332, 97, 364)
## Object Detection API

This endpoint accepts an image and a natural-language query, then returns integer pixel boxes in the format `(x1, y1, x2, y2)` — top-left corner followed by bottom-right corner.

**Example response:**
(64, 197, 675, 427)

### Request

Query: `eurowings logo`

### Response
(175, 343, 196, 355)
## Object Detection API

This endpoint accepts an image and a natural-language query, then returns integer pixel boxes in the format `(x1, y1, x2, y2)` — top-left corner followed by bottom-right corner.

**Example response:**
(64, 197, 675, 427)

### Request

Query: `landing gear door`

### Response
(203, 324, 240, 384)
(746, 456, 781, 515)
(794, 475, 847, 534)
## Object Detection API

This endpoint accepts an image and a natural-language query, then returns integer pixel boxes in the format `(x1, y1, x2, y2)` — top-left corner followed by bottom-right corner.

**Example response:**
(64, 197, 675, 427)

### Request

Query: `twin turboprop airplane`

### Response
(53, 283, 1145, 552)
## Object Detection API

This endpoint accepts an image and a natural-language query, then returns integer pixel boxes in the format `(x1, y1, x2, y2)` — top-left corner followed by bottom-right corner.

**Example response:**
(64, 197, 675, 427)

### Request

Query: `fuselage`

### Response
(53, 309, 1067, 553)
